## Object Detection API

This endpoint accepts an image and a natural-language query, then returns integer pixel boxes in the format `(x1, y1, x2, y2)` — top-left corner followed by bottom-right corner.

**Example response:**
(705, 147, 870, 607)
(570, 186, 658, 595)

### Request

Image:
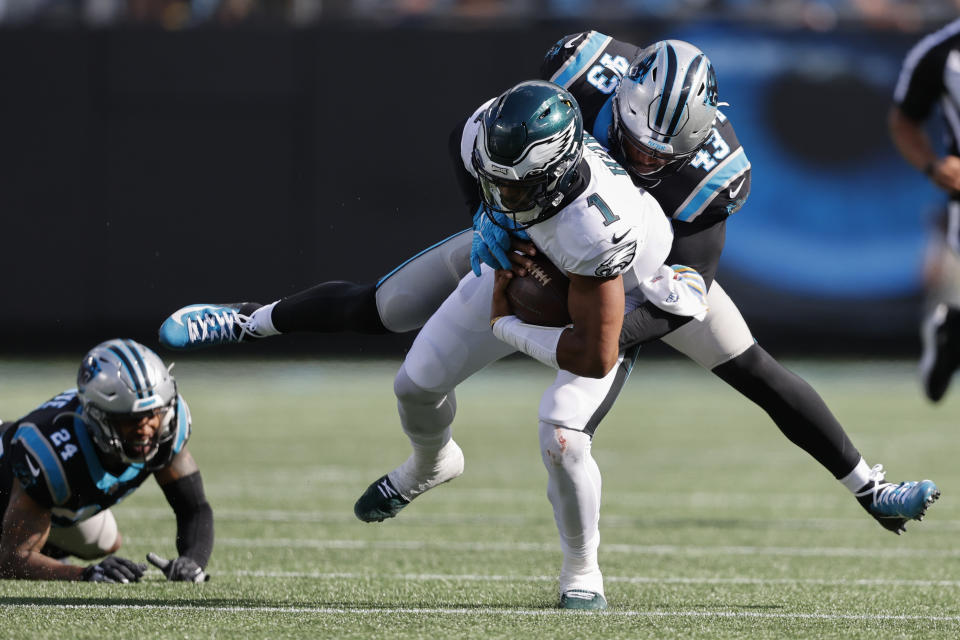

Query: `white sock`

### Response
(839, 457, 872, 492)
(248, 301, 280, 336)
(559, 533, 604, 596)
(388, 439, 464, 501)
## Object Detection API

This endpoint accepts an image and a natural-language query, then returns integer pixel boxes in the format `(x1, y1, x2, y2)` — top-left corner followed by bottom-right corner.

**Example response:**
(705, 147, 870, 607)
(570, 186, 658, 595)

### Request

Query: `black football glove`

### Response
(80, 556, 147, 583)
(146, 552, 209, 582)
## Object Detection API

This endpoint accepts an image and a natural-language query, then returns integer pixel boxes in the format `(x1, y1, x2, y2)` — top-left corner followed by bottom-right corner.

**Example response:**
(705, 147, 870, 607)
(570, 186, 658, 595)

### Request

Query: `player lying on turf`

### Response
(0, 340, 213, 583)
(158, 34, 941, 543)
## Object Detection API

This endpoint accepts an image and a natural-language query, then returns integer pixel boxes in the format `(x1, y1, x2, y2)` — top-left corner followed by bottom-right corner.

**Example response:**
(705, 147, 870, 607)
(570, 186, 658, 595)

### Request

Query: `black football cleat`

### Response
(354, 475, 410, 523)
(919, 303, 960, 402)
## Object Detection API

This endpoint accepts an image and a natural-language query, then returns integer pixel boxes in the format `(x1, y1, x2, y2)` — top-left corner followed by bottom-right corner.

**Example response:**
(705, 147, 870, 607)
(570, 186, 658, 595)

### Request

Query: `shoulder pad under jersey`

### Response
(649, 112, 751, 224)
(541, 31, 642, 128)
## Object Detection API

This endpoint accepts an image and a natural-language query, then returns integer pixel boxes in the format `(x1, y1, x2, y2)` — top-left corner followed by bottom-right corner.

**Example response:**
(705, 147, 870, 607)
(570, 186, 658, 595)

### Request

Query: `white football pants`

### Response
(400, 266, 641, 596)
(48, 509, 120, 559)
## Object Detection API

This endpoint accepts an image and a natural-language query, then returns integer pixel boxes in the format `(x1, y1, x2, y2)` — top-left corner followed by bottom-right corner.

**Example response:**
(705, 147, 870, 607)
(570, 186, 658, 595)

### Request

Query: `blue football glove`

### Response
(470, 208, 531, 276)
(471, 208, 512, 276)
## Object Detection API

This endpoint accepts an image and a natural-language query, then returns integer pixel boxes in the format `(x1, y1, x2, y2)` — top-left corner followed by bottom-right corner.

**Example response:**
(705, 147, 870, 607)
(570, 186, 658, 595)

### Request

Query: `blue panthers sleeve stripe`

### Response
(377, 229, 472, 288)
(13, 424, 71, 505)
(173, 396, 190, 453)
(674, 148, 751, 222)
(550, 32, 612, 89)
(591, 96, 615, 145)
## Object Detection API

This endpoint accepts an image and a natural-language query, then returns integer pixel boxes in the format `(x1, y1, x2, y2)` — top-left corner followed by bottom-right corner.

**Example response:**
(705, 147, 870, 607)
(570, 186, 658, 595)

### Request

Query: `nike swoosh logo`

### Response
(168, 304, 214, 326)
(728, 178, 745, 199)
(611, 231, 630, 244)
(564, 34, 585, 49)
(25, 454, 41, 478)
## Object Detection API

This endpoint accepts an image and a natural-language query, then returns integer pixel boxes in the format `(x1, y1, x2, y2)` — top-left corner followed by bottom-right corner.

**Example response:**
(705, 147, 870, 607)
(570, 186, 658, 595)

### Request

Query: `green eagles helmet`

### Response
(472, 80, 584, 229)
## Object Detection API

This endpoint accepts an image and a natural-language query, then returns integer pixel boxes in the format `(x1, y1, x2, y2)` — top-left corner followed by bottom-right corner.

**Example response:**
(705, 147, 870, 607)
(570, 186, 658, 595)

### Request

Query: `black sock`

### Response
(712, 344, 861, 478)
(271, 281, 389, 334)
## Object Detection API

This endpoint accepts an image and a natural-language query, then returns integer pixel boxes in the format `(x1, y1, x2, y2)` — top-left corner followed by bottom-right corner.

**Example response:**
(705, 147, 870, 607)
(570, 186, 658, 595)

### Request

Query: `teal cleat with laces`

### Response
(855, 464, 940, 535)
(158, 302, 263, 351)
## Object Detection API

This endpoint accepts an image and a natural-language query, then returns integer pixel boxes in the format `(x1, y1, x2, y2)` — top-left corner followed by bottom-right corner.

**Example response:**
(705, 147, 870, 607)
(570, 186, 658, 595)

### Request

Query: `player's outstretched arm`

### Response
(0, 481, 84, 580)
(153, 448, 214, 580)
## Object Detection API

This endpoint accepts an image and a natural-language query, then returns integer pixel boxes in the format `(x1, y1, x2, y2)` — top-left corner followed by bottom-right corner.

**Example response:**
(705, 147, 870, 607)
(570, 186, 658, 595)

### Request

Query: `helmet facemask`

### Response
(84, 399, 177, 466)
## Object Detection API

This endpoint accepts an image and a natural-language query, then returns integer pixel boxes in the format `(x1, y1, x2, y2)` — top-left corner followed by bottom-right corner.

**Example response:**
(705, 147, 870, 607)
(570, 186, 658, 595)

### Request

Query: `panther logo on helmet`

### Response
(77, 355, 101, 389)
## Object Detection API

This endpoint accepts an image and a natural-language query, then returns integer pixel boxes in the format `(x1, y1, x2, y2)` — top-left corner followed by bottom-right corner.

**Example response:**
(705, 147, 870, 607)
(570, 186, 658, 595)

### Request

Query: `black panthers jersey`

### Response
(0, 389, 191, 529)
(894, 18, 960, 160)
(541, 31, 752, 224)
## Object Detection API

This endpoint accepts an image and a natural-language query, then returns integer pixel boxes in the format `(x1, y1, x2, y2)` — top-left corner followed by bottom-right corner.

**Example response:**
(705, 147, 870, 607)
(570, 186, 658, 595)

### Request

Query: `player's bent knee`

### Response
(395, 364, 457, 441)
(539, 422, 591, 469)
(394, 364, 446, 406)
(47, 510, 120, 560)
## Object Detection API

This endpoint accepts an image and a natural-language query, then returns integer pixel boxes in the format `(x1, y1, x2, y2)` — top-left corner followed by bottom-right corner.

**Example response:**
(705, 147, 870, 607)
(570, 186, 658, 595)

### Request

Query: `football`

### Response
(506, 252, 571, 327)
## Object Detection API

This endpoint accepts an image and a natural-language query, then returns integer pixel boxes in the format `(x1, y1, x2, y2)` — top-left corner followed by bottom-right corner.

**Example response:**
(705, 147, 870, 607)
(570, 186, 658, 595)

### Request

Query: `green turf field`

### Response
(0, 357, 958, 639)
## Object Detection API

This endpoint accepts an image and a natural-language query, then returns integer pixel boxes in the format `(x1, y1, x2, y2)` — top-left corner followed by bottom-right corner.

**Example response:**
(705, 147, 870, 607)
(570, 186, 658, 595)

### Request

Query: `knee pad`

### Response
(539, 422, 592, 470)
(47, 510, 120, 560)
(395, 364, 456, 445)
(661, 280, 754, 370)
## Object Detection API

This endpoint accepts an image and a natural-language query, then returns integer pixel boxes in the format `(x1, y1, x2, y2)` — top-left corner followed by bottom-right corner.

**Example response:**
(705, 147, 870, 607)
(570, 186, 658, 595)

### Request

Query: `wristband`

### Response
(492, 315, 564, 369)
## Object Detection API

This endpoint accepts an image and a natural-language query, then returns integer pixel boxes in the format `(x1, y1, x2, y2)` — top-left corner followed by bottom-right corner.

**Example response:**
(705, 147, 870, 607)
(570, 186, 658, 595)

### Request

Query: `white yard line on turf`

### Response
(134, 537, 960, 559)
(119, 507, 960, 531)
(6, 603, 960, 622)
(227, 570, 960, 588)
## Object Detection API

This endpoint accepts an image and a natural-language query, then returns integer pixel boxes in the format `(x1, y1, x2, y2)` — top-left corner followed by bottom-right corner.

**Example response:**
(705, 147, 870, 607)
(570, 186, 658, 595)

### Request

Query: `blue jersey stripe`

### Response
(592, 96, 615, 145)
(13, 424, 71, 505)
(376, 229, 472, 289)
(552, 32, 611, 89)
(675, 149, 751, 222)
(73, 416, 144, 493)
(173, 396, 189, 453)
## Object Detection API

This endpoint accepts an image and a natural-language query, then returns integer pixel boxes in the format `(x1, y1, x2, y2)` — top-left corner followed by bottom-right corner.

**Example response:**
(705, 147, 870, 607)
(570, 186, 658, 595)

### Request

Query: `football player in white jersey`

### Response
(348, 80, 707, 610)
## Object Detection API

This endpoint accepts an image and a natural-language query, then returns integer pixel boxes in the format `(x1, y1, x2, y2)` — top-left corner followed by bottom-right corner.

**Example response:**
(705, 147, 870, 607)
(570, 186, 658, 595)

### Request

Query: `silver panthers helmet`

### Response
(612, 39, 719, 178)
(76, 339, 178, 466)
